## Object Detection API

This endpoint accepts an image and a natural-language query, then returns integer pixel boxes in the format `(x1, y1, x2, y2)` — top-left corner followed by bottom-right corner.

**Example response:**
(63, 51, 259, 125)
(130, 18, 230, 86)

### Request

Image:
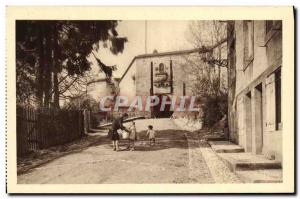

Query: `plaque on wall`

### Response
(153, 61, 172, 94)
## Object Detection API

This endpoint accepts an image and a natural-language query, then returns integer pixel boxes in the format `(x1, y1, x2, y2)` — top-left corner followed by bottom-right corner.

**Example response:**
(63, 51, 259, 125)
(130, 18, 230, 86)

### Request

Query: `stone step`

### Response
(205, 136, 225, 141)
(217, 152, 282, 171)
(236, 169, 283, 183)
(208, 141, 245, 153)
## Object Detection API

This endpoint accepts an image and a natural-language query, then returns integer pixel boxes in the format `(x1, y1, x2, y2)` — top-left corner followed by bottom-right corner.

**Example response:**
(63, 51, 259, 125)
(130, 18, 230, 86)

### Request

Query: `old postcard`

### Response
(6, 6, 294, 193)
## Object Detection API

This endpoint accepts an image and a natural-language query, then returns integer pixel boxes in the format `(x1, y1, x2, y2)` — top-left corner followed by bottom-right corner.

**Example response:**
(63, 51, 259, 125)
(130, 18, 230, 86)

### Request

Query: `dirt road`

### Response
(18, 119, 240, 184)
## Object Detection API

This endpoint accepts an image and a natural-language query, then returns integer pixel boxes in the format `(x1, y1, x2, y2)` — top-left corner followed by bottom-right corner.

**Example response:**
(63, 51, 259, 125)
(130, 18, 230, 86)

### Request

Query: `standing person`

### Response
(111, 113, 130, 151)
(146, 125, 156, 146)
(127, 121, 138, 151)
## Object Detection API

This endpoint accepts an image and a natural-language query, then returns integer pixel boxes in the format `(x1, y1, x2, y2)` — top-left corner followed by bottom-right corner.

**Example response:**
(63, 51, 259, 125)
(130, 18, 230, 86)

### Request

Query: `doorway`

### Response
(254, 84, 263, 154)
(152, 95, 174, 118)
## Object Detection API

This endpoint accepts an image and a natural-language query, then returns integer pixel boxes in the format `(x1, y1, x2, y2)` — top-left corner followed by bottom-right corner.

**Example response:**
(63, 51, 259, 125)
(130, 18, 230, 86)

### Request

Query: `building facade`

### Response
(227, 20, 282, 161)
(119, 47, 227, 118)
(87, 76, 120, 125)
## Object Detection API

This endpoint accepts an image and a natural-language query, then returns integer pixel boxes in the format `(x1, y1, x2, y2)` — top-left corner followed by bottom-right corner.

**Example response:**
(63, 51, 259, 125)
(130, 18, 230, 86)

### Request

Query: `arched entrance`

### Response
(152, 94, 174, 118)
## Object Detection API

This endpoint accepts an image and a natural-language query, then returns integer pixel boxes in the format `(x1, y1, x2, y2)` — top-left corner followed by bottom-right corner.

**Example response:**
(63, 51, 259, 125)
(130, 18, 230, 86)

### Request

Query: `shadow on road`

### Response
(18, 129, 198, 175)
(114, 130, 194, 152)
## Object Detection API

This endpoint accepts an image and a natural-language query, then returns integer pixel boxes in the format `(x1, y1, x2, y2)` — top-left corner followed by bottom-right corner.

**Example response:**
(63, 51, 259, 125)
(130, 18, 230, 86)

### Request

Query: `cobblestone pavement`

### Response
(18, 119, 241, 184)
(185, 132, 242, 183)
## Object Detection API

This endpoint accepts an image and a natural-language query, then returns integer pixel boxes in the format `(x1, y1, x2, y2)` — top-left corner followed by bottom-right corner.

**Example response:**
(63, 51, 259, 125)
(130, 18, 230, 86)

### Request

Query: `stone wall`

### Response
(119, 60, 137, 102)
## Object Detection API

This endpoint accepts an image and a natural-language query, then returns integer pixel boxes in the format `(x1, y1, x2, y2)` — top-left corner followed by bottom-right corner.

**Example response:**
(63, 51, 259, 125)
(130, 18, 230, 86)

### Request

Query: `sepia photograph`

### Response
(6, 6, 294, 193)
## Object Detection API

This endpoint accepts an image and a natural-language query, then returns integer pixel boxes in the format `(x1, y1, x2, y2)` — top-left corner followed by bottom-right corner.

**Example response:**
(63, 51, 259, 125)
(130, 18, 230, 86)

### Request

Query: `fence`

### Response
(83, 109, 91, 133)
(17, 106, 85, 157)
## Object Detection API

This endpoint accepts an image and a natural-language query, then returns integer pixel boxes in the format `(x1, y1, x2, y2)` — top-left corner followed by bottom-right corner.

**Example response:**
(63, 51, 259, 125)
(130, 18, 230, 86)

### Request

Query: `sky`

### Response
(94, 20, 194, 78)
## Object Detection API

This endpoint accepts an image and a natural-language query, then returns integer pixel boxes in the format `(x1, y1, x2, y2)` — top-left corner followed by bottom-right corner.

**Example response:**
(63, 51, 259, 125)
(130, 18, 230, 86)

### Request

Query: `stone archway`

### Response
(152, 94, 174, 118)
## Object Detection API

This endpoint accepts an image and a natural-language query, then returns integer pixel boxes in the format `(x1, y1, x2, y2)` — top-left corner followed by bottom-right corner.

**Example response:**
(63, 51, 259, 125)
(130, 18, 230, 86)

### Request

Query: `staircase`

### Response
(208, 141, 282, 183)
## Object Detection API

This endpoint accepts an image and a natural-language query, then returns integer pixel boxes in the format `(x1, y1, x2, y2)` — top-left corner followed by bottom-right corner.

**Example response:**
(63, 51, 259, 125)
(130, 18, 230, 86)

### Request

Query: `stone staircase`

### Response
(208, 141, 283, 183)
(209, 141, 245, 153)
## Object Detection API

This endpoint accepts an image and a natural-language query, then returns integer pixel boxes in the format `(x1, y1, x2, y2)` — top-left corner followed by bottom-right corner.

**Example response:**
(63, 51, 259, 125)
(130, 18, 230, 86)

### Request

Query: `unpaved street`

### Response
(18, 119, 240, 184)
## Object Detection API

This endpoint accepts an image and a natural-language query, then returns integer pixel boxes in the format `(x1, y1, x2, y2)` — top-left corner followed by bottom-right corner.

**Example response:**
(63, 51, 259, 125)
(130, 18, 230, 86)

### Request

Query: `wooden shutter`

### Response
(265, 73, 276, 131)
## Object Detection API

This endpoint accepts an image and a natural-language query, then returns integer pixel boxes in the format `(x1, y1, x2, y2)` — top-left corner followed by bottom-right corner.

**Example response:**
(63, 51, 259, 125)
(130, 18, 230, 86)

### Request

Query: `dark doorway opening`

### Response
(152, 95, 174, 118)
(254, 83, 263, 154)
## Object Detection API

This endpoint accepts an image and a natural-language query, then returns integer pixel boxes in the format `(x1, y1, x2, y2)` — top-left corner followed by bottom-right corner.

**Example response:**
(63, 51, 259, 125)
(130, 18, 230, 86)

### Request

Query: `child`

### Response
(146, 125, 156, 146)
(128, 121, 137, 151)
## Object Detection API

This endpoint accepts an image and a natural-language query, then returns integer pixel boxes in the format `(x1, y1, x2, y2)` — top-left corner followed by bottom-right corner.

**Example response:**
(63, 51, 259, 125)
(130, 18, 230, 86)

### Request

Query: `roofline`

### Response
(119, 56, 137, 83)
(136, 48, 205, 59)
(119, 38, 227, 83)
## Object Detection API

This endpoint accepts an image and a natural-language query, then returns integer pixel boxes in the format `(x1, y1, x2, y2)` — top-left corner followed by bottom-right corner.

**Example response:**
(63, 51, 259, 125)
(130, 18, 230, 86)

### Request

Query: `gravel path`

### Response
(185, 133, 214, 183)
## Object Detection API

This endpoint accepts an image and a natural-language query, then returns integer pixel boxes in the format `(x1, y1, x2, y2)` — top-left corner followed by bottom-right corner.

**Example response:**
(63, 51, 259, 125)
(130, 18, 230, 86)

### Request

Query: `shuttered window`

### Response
(266, 21, 274, 34)
(265, 73, 276, 131)
(243, 21, 254, 70)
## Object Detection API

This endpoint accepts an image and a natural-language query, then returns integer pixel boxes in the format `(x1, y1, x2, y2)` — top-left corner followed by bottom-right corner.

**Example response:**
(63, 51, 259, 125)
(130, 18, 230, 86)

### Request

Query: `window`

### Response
(265, 20, 282, 45)
(243, 20, 254, 69)
(275, 68, 281, 130)
(266, 20, 282, 34)
(183, 82, 186, 96)
(266, 21, 274, 33)
(159, 63, 165, 73)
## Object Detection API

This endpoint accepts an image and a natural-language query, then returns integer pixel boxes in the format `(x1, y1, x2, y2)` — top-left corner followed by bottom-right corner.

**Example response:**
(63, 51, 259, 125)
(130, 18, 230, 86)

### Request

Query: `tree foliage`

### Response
(16, 20, 127, 108)
(194, 76, 228, 127)
(185, 20, 228, 128)
(187, 20, 226, 48)
(62, 94, 98, 111)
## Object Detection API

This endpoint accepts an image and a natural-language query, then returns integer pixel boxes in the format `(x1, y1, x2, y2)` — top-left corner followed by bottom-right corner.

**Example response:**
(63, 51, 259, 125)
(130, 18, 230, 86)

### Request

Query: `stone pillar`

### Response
(237, 96, 246, 149)
(251, 85, 263, 154)
(244, 92, 252, 152)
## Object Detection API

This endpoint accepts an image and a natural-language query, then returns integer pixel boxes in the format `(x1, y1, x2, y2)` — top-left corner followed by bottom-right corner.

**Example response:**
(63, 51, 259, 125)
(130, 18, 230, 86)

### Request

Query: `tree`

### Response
(187, 20, 227, 89)
(62, 94, 98, 111)
(184, 20, 228, 128)
(16, 20, 127, 108)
